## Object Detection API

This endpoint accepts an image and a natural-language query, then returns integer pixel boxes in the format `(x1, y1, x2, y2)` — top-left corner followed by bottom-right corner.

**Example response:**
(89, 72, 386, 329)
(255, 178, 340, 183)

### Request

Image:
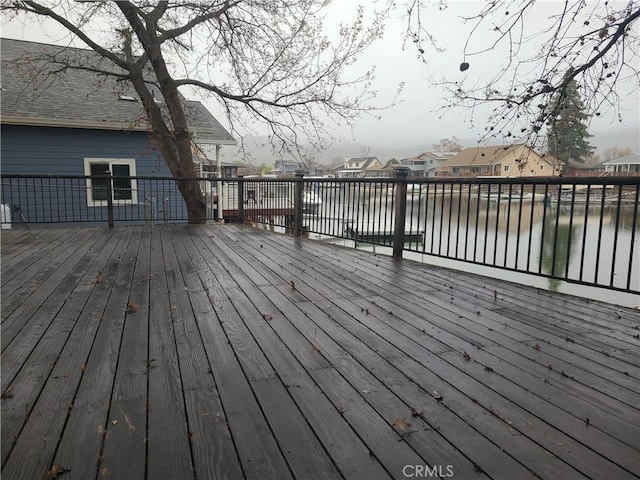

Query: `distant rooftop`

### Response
(602, 155, 640, 165)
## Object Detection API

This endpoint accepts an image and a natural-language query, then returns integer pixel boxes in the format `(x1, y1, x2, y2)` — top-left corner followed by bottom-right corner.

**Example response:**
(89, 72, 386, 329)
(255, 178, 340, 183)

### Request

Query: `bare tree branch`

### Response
(402, 0, 640, 149)
(4, 0, 393, 220)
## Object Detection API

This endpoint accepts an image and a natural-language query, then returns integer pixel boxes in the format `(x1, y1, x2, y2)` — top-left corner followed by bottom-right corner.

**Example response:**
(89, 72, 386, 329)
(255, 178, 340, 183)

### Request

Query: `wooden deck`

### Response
(1, 224, 639, 480)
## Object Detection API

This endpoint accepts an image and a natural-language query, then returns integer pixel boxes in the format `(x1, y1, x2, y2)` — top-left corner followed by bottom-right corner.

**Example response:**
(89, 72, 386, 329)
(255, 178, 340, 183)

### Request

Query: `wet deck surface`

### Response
(2, 224, 639, 480)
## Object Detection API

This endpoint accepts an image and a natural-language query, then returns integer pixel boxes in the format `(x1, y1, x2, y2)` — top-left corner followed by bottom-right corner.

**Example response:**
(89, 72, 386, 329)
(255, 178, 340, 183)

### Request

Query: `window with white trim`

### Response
(504, 165, 510, 172)
(84, 158, 137, 207)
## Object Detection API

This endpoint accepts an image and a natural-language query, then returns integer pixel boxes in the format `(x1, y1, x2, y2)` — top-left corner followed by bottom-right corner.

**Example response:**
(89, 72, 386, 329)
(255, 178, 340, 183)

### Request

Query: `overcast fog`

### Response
(2, 2, 638, 164)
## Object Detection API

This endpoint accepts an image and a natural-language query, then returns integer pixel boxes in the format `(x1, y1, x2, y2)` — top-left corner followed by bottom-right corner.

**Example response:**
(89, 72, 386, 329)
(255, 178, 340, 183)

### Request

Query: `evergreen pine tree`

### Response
(546, 79, 594, 165)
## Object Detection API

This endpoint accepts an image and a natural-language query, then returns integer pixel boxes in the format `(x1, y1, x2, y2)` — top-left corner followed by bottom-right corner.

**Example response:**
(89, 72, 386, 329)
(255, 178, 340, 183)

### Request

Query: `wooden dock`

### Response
(2, 224, 639, 480)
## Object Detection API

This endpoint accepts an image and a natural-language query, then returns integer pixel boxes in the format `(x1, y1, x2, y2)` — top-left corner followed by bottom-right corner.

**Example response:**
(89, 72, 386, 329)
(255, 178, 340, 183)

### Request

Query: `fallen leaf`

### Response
(463, 351, 471, 361)
(100, 467, 109, 477)
(432, 390, 443, 401)
(1, 386, 14, 399)
(391, 417, 412, 430)
(111, 419, 118, 425)
(533, 343, 541, 351)
(127, 302, 138, 313)
(290, 280, 296, 290)
(262, 313, 273, 321)
(46, 464, 70, 479)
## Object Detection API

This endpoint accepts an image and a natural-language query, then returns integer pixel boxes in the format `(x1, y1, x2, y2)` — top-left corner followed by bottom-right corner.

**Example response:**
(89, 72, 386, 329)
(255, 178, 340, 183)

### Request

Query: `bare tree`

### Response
(432, 136, 463, 152)
(358, 144, 371, 157)
(403, 1, 640, 148)
(604, 146, 635, 160)
(4, 1, 390, 223)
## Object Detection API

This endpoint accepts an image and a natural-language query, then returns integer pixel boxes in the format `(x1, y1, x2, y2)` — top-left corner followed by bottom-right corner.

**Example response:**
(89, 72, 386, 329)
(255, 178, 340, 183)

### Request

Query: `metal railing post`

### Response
(237, 175, 244, 223)
(216, 182, 223, 223)
(294, 170, 305, 236)
(393, 166, 409, 258)
(105, 172, 114, 228)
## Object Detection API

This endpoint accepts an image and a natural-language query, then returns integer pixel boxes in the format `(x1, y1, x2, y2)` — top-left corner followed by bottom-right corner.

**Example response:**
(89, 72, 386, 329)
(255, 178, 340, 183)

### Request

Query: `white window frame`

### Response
(84, 158, 137, 207)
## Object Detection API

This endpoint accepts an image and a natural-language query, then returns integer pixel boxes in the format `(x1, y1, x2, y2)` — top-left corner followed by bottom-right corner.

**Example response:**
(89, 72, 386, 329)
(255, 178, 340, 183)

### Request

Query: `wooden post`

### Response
(294, 170, 304, 237)
(392, 166, 409, 258)
(237, 175, 244, 223)
(105, 171, 114, 228)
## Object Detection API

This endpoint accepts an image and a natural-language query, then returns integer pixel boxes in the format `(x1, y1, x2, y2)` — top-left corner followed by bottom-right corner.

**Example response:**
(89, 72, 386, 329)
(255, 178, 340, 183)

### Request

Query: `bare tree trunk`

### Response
(178, 180, 207, 224)
(119, 3, 207, 224)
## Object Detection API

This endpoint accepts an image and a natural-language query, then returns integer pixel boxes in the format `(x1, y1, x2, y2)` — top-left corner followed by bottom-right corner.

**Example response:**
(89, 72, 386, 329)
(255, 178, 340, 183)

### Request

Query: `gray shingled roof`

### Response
(1, 38, 235, 145)
(602, 155, 640, 166)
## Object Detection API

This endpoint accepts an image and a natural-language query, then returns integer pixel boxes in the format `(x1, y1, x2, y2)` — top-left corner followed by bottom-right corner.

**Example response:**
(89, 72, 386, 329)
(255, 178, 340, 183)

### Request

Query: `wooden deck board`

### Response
(2, 224, 639, 480)
(0, 227, 130, 467)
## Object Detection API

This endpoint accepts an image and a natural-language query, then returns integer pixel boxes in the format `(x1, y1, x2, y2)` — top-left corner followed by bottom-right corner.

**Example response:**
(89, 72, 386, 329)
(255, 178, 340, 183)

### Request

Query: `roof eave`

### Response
(1, 116, 150, 131)
(193, 137, 238, 146)
(2, 116, 238, 145)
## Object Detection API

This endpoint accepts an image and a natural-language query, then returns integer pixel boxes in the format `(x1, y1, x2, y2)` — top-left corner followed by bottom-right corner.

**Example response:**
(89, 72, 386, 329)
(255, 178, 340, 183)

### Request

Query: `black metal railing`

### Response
(0, 174, 219, 226)
(2, 172, 638, 294)
(296, 172, 639, 294)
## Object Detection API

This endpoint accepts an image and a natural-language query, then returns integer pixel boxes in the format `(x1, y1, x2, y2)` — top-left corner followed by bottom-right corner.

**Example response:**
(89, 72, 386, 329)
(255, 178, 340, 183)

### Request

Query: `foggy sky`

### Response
(2, 1, 638, 163)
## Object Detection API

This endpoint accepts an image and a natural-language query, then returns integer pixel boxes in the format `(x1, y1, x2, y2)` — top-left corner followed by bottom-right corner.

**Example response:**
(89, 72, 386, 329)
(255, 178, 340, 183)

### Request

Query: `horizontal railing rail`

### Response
(2, 172, 638, 294)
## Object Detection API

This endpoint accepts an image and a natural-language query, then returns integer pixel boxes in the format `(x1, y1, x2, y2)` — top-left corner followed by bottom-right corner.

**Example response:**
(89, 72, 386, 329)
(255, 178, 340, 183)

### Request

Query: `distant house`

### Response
(336, 157, 383, 178)
(562, 160, 605, 177)
(401, 151, 456, 178)
(602, 155, 640, 175)
(362, 164, 394, 178)
(1, 38, 236, 221)
(196, 157, 239, 179)
(437, 145, 560, 178)
(271, 159, 329, 176)
(273, 159, 299, 175)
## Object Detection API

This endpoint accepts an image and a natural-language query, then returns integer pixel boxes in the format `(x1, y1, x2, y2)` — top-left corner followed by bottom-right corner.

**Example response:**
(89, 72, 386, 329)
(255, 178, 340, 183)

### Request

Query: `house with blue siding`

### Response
(401, 151, 456, 178)
(1, 38, 236, 225)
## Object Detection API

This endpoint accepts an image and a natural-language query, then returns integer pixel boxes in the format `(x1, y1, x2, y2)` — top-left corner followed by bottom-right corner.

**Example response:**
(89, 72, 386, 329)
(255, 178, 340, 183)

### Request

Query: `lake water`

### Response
(304, 189, 640, 308)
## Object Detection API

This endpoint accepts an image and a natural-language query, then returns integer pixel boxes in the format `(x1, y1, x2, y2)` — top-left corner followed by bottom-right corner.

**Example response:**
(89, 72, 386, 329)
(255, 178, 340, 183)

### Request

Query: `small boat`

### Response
(303, 191, 322, 212)
(479, 190, 511, 202)
(344, 220, 424, 243)
(557, 185, 620, 204)
(480, 190, 547, 202)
